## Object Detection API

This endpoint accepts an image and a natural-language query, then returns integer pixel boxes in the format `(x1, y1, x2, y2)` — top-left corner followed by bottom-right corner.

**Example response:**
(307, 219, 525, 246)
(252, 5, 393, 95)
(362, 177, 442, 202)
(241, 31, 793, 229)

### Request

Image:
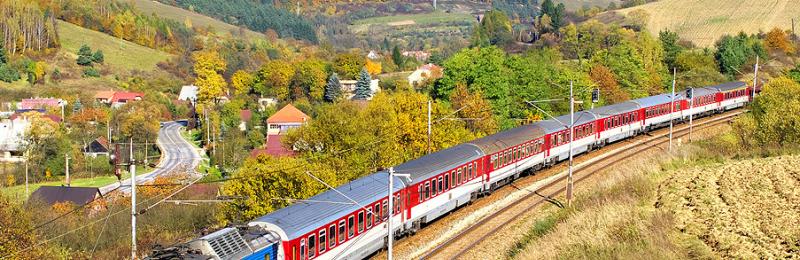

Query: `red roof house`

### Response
(266, 104, 308, 135)
(20, 98, 62, 110)
(111, 92, 144, 107)
(94, 91, 116, 104)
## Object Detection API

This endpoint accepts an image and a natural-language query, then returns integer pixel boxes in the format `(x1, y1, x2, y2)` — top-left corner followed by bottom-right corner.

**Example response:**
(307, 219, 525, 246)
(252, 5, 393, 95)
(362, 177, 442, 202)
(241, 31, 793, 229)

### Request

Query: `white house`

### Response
(266, 104, 309, 135)
(340, 79, 381, 100)
(178, 85, 198, 102)
(0, 117, 30, 162)
(408, 63, 442, 87)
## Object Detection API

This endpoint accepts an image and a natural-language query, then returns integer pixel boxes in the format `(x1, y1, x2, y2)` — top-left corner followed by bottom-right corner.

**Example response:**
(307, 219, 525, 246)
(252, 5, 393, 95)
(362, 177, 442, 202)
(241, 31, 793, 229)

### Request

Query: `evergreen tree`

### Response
(0, 41, 7, 65)
(659, 30, 682, 69)
(392, 45, 403, 68)
(73, 99, 82, 113)
(92, 50, 104, 64)
(383, 38, 390, 51)
(353, 68, 372, 100)
(324, 72, 342, 102)
(77, 45, 94, 66)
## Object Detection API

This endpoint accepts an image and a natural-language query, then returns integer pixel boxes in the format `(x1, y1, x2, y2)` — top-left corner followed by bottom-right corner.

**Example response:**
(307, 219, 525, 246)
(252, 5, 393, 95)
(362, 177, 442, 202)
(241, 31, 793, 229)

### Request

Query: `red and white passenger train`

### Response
(187, 81, 754, 260)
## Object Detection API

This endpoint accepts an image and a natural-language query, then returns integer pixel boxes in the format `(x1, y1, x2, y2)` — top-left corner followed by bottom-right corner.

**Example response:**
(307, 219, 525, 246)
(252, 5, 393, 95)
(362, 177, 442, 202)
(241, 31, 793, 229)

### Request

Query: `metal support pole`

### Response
(65, 154, 70, 187)
(689, 91, 694, 142)
(144, 139, 148, 167)
(566, 81, 575, 207)
(669, 68, 676, 151)
(25, 157, 29, 198)
(427, 100, 432, 154)
(387, 167, 394, 260)
(753, 56, 759, 102)
(130, 139, 137, 260)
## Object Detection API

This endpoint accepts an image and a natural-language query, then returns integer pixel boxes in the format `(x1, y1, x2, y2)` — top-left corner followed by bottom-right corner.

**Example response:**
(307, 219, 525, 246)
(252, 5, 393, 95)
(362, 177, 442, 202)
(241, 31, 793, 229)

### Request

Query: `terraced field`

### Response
(615, 0, 800, 47)
(658, 155, 800, 258)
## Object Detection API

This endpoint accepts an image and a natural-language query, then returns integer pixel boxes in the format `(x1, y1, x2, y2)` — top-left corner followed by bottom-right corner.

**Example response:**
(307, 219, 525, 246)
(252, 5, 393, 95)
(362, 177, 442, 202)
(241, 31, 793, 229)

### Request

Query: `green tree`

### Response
(333, 52, 365, 79)
(739, 77, 800, 146)
(324, 72, 342, 102)
(353, 68, 372, 100)
(76, 44, 93, 66)
(392, 45, 403, 68)
(255, 60, 295, 100)
(0, 65, 20, 82)
(293, 59, 327, 101)
(659, 30, 682, 69)
(715, 33, 766, 75)
(92, 50, 104, 64)
(471, 10, 513, 47)
(0, 41, 7, 65)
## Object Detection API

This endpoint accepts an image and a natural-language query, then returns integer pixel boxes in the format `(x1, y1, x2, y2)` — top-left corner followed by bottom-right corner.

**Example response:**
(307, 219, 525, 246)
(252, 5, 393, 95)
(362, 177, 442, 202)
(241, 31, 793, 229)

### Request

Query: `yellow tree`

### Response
(257, 60, 295, 100)
(765, 27, 794, 54)
(365, 59, 382, 75)
(192, 50, 227, 102)
(449, 84, 498, 135)
(230, 70, 254, 96)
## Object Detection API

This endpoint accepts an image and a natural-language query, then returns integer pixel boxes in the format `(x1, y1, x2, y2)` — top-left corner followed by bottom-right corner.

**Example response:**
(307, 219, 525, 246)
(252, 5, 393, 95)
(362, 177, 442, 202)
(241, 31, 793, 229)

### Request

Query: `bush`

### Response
(0, 65, 20, 82)
(82, 67, 100, 77)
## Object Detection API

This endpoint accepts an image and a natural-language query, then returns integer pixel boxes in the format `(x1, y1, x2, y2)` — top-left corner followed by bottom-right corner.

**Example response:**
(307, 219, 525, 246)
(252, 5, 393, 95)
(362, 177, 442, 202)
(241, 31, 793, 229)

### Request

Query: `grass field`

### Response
(351, 11, 474, 33)
(128, 0, 264, 39)
(58, 21, 173, 72)
(615, 0, 800, 47)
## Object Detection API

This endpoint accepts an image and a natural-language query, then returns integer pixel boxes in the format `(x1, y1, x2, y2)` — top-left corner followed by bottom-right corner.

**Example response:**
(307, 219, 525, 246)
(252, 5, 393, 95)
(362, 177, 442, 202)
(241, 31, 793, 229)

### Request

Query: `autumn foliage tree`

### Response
(256, 60, 295, 100)
(764, 27, 794, 54)
(589, 64, 629, 104)
(192, 50, 227, 102)
(230, 70, 254, 96)
(365, 59, 382, 75)
(449, 84, 498, 135)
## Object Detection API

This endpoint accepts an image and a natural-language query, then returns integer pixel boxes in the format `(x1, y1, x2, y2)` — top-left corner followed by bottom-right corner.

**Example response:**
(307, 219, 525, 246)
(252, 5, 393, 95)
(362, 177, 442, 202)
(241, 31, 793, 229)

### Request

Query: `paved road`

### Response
(99, 121, 203, 195)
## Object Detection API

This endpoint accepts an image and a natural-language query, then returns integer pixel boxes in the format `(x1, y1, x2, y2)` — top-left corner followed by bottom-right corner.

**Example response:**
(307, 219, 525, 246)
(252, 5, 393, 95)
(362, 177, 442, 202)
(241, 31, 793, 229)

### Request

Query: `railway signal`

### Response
(591, 88, 600, 109)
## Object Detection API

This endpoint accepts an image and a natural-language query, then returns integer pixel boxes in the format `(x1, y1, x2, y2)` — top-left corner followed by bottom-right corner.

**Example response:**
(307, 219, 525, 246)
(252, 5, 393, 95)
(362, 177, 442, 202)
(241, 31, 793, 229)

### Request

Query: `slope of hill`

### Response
(58, 21, 173, 72)
(614, 0, 800, 47)
(127, 0, 264, 39)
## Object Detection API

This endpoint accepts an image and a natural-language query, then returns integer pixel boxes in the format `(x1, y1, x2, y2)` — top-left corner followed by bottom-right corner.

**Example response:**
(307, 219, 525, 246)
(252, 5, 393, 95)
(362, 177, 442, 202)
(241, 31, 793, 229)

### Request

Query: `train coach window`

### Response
(383, 201, 388, 219)
(348, 216, 355, 238)
(445, 173, 450, 190)
(431, 179, 437, 196)
(462, 166, 468, 182)
(338, 221, 345, 243)
(319, 230, 326, 254)
(468, 164, 474, 179)
(329, 225, 336, 248)
(309, 235, 316, 258)
(395, 196, 401, 212)
(438, 177, 443, 193)
(425, 182, 430, 200)
(358, 211, 364, 233)
(418, 185, 423, 202)
(300, 239, 306, 260)
(451, 172, 456, 188)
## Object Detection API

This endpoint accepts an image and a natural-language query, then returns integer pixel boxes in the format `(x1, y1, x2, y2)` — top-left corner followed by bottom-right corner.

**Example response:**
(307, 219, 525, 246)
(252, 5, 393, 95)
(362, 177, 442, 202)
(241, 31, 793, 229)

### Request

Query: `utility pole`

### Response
(130, 138, 137, 260)
(566, 81, 575, 207)
(753, 56, 759, 101)
(144, 139, 148, 168)
(65, 154, 70, 187)
(669, 68, 676, 151)
(433, 0, 437, 10)
(688, 88, 694, 142)
(427, 99, 432, 154)
(387, 167, 410, 260)
(25, 151, 29, 198)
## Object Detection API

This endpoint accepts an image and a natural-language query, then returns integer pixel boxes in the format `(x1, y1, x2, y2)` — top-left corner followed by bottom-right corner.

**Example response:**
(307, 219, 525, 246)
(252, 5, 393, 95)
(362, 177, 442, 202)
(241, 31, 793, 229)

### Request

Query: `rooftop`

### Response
(267, 104, 309, 124)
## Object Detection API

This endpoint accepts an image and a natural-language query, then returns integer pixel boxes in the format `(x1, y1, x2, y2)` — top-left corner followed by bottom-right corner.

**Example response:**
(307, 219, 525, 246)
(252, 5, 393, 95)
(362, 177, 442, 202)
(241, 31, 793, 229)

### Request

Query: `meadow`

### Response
(615, 0, 800, 47)
(58, 21, 173, 72)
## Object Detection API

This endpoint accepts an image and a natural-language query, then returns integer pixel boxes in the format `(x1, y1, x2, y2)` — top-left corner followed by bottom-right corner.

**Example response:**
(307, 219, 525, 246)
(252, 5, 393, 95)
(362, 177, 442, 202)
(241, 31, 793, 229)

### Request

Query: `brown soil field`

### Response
(657, 155, 800, 258)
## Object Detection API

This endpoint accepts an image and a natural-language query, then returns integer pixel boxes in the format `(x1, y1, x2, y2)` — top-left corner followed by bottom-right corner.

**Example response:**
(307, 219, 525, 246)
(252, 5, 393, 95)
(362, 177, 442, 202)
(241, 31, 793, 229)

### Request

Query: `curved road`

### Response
(99, 121, 203, 195)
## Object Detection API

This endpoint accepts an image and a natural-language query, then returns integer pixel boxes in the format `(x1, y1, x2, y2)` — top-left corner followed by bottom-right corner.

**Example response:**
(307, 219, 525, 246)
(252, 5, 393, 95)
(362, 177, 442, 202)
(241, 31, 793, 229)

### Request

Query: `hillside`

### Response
(127, 0, 264, 39)
(58, 21, 173, 72)
(614, 0, 800, 47)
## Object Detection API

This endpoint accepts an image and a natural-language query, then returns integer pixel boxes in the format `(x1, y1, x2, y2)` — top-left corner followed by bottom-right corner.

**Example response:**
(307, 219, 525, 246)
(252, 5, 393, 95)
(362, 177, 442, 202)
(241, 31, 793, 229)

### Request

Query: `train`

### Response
(183, 81, 754, 260)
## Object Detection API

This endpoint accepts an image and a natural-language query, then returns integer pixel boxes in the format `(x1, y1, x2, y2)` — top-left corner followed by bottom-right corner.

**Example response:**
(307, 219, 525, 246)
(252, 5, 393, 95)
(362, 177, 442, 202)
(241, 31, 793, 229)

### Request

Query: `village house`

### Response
(178, 85, 198, 102)
(94, 90, 116, 104)
(251, 104, 310, 158)
(28, 186, 106, 213)
(402, 50, 431, 61)
(19, 97, 63, 110)
(110, 92, 144, 108)
(83, 137, 110, 157)
(0, 111, 63, 162)
(408, 63, 443, 87)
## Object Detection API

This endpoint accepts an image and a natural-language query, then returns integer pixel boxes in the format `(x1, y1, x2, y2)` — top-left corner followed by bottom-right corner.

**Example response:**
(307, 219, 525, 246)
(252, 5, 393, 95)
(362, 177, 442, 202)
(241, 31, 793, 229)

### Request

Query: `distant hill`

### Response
(127, 0, 264, 40)
(58, 21, 173, 72)
(614, 0, 800, 47)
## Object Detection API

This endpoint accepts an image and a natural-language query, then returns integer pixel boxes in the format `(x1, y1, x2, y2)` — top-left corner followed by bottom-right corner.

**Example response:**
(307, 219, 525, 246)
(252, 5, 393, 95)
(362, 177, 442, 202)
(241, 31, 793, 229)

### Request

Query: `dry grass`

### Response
(615, 0, 800, 47)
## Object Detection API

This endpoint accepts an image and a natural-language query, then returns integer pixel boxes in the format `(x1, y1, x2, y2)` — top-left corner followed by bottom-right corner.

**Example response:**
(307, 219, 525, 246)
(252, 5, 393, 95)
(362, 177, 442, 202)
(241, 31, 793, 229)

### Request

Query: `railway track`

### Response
(417, 110, 744, 259)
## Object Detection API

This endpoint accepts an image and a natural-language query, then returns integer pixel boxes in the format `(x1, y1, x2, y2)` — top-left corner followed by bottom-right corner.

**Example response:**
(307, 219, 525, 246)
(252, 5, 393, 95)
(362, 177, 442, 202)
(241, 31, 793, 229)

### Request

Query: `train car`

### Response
(538, 111, 598, 163)
(590, 101, 641, 145)
(468, 124, 547, 191)
(713, 81, 749, 110)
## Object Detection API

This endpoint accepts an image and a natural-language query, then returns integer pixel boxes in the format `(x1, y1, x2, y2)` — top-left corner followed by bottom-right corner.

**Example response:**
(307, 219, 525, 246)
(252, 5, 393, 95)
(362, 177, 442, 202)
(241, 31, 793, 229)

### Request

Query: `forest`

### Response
(158, 0, 318, 43)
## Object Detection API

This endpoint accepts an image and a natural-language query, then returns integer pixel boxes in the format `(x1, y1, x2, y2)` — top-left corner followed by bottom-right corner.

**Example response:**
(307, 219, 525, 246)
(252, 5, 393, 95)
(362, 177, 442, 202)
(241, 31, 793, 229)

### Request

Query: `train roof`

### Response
(630, 94, 675, 107)
(394, 143, 484, 182)
(467, 124, 546, 155)
(589, 101, 640, 118)
(709, 81, 747, 92)
(537, 111, 597, 133)
(251, 171, 406, 240)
